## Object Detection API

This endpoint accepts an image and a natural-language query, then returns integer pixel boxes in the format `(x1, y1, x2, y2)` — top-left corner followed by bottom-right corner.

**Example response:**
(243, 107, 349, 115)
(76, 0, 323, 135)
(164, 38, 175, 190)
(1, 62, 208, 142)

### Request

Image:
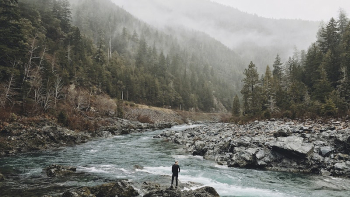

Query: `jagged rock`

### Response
(319, 146, 333, 157)
(192, 141, 208, 156)
(62, 187, 94, 197)
(134, 164, 143, 169)
(62, 181, 138, 197)
(270, 136, 314, 159)
(334, 135, 350, 153)
(184, 186, 220, 197)
(89, 181, 139, 197)
(0, 172, 5, 181)
(228, 147, 259, 168)
(45, 164, 76, 177)
(320, 169, 331, 176)
(332, 162, 350, 176)
(273, 129, 290, 138)
(158, 120, 350, 177)
(144, 186, 219, 197)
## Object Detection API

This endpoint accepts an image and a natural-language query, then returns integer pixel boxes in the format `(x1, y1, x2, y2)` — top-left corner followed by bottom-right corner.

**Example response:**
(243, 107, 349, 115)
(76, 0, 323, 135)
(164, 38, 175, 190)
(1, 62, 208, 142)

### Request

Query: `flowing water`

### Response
(1, 124, 350, 197)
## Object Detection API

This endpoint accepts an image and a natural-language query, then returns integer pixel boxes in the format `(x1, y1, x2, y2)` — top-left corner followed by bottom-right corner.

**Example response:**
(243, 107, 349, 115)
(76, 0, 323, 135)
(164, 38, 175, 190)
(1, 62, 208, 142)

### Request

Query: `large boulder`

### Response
(45, 164, 76, 177)
(62, 187, 94, 197)
(184, 186, 220, 197)
(192, 141, 208, 156)
(270, 136, 314, 159)
(89, 181, 139, 197)
(62, 181, 139, 197)
(331, 161, 350, 176)
(144, 186, 219, 197)
(334, 135, 350, 154)
(228, 147, 260, 168)
(319, 146, 333, 157)
(143, 188, 181, 197)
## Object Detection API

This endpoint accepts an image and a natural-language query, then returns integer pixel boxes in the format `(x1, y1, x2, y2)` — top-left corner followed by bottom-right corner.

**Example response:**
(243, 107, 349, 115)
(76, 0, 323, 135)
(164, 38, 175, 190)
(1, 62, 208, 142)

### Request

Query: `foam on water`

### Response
(179, 174, 292, 197)
(88, 149, 98, 153)
(214, 164, 229, 169)
(171, 124, 203, 131)
(79, 166, 110, 174)
(2, 124, 350, 197)
(139, 165, 288, 197)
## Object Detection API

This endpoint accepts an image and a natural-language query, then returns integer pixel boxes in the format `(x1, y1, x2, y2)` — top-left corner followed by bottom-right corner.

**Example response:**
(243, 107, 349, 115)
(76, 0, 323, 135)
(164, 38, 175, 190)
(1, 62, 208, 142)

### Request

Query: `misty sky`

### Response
(211, 0, 350, 21)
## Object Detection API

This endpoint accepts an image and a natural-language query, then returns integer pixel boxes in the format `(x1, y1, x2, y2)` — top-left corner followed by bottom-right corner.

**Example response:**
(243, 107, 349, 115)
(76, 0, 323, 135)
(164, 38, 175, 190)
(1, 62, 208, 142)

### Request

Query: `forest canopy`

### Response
(239, 11, 350, 119)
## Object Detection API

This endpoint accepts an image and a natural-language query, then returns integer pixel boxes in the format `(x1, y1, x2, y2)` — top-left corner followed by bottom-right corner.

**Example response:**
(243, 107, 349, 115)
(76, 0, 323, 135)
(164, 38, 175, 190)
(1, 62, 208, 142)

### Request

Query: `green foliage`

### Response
(0, 0, 25, 81)
(232, 95, 240, 117)
(241, 61, 261, 115)
(58, 111, 68, 126)
(321, 98, 338, 116)
(262, 110, 271, 120)
(239, 12, 350, 119)
(0, 0, 242, 114)
(117, 100, 124, 118)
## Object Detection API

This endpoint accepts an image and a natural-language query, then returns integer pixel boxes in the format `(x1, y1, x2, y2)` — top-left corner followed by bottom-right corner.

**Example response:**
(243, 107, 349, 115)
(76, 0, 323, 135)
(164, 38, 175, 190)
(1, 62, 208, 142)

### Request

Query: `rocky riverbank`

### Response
(0, 117, 173, 157)
(157, 119, 350, 178)
(59, 179, 219, 197)
(35, 164, 220, 197)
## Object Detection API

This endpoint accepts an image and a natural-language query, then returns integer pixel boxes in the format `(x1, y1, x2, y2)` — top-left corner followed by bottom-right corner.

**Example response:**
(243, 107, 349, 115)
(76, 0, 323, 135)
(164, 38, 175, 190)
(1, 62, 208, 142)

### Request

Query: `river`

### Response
(1, 124, 350, 197)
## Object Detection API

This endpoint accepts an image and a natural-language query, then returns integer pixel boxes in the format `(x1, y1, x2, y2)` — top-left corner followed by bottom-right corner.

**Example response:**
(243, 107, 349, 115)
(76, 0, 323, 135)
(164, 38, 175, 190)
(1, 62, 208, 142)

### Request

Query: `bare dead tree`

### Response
(23, 35, 39, 82)
(53, 75, 63, 108)
(0, 60, 18, 108)
(41, 83, 53, 111)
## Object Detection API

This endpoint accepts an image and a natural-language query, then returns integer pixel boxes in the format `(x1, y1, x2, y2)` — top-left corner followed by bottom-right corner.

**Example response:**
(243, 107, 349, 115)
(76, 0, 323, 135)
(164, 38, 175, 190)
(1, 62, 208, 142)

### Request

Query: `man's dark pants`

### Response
(171, 173, 178, 186)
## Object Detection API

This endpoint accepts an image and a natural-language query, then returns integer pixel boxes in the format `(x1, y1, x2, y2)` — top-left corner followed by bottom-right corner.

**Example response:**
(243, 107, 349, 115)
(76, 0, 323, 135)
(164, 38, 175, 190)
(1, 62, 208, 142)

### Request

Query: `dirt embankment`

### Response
(0, 104, 227, 157)
(123, 104, 227, 124)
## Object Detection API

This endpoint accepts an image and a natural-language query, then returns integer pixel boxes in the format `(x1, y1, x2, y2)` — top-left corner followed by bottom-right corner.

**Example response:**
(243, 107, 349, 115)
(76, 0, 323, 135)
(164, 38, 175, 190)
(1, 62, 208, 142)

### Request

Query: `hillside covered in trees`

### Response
(237, 11, 350, 119)
(2, 0, 350, 124)
(0, 0, 244, 124)
(111, 0, 320, 73)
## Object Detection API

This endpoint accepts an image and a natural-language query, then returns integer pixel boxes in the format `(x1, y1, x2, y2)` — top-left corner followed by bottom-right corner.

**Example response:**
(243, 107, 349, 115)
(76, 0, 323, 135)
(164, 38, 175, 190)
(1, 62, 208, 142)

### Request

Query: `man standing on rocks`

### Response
(171, 160, 180, 189)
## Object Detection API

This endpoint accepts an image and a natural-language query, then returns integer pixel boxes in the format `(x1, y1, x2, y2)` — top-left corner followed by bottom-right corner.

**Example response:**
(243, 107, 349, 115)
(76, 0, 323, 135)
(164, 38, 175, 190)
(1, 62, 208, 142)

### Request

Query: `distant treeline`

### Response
(237, 11, 350, 119)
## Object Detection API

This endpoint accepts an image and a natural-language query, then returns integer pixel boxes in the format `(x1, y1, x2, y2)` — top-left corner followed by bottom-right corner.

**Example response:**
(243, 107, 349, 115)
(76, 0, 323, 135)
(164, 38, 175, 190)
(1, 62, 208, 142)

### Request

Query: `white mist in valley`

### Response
(111, 0, 323, 69)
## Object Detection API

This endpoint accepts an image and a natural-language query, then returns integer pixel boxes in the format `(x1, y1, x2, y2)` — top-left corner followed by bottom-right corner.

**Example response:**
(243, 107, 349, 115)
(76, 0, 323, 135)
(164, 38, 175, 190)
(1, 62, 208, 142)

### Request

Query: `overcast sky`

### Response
(210, 0, 350, 21)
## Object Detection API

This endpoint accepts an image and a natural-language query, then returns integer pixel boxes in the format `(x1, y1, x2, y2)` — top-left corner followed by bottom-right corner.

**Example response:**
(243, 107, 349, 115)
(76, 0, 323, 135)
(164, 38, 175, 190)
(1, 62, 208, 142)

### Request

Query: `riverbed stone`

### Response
(62, 187, 94, 197)
(61, 181, 138, 197)
(158, 120, 350, 177)
(270, 136, 314, 159)
(0, 172, 5, 181)
(45, 164, 76, 177)
(319, 146, 334, 157)
(144, 186, 219, 197)
(89, 181, 139, 197)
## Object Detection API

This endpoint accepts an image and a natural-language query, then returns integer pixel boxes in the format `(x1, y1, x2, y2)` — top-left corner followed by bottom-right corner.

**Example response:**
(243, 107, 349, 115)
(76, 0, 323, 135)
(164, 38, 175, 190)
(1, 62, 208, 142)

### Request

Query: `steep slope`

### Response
(111, 0, 320, 71)
(70, 0, 246, 111)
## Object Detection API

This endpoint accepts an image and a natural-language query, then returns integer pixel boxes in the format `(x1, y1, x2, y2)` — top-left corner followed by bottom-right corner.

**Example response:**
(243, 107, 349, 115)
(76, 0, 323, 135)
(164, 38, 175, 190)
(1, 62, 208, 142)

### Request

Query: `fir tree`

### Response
(232, 95, 240, 116)
(241, 61, 261, 115)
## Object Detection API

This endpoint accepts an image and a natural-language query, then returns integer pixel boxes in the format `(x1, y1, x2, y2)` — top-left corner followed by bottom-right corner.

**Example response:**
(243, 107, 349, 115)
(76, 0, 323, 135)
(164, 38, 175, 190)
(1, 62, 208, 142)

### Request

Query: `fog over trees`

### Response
(111, 0, 320, 71)
(1, 0, 349, 120)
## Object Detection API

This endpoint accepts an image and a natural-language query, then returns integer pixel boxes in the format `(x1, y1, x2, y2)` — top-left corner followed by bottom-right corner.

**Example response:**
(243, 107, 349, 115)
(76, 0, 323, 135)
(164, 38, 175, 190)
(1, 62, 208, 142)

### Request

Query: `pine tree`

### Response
(232, 95, 240, 116)
(272, 54, 283, 83)
(0, 0, 25, 80)
(263, 65, 274, 111)
(312, 66, 332, 102)
(319, 18, 340, 54)
(304, 43, 323, 89)
(338, 9, 348, 37)
(241, 61, 261, 115)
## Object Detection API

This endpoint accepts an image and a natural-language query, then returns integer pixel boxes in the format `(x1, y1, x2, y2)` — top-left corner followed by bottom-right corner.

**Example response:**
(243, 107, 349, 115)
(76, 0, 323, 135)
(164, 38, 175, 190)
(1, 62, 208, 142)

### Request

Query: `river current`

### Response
(1, 124, 350, 197)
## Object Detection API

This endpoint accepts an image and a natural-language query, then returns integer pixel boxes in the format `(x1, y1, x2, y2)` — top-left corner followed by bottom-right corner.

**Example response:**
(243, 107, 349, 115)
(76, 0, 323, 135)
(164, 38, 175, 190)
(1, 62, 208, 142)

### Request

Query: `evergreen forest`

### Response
(1, 0, 350, 122)
(238, 11, 350, 119)
(0, 0, 242, 119)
